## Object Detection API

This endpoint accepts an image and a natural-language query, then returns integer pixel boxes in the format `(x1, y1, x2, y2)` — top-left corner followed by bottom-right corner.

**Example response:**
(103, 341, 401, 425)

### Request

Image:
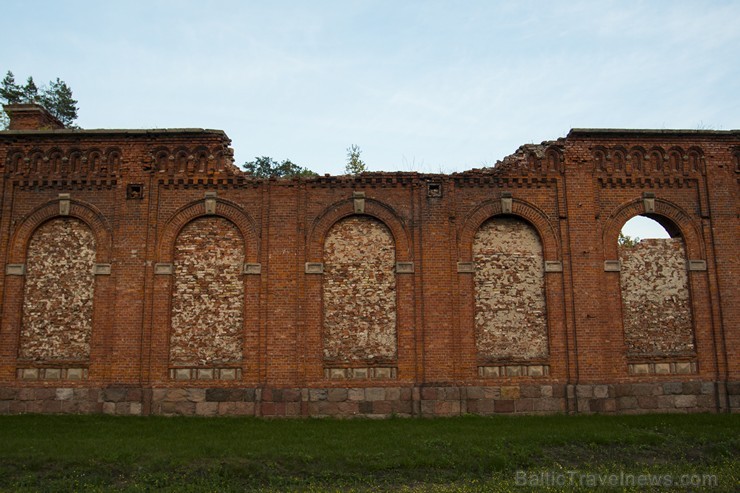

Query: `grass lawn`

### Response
(0, 413, 737, 492)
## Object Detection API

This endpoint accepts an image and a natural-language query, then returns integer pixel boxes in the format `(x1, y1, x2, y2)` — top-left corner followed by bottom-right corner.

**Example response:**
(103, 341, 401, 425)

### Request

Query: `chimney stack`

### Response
(3, 103, 65, 130)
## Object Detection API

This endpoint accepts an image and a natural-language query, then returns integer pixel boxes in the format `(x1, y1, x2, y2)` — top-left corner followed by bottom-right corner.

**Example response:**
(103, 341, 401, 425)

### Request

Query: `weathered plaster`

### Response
(323, 216, 397, 363)
(619, 238, 694, 356)
(170, 217, 245, 366)
(20, 218, 96, 361)
(473, 217, 548, 360)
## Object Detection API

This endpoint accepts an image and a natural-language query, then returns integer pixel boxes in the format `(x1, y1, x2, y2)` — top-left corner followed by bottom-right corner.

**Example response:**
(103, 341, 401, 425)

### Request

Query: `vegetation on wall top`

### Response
(0, 71, 79, 128)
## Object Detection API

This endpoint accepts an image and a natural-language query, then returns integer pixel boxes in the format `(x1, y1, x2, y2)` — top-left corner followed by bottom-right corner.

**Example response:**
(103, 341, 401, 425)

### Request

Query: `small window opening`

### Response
(126, 184, 144, 200)
(427, 183, 442, 198)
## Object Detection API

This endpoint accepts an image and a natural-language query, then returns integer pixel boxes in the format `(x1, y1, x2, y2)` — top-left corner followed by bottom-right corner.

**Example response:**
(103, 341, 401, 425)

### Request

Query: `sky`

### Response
(2, 0, 738, 238)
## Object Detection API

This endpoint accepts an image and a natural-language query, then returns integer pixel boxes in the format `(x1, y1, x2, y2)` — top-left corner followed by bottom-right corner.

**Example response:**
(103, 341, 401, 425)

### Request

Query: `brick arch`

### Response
(5, 149, 25, 173)
(687, 147, 706, 174)
(544, 145, 564, 173)
(308, 198, 411, 261)
(151, 146, 170, 173)
(647, 147, 665, 173)
(628, 146, 647, 173)
(8, 198, 112, 263)
(173, 148, 189, 173)
(592, 146, 608, 173)
(602, 198, 704, 259)
(157, 198, 259, 262)
(458, 199, 560, 261)
(48, 148, 64, 174)
(612, 146, 627, 173)
(28, 149, 45, 174)
(667, 147, 684, 173)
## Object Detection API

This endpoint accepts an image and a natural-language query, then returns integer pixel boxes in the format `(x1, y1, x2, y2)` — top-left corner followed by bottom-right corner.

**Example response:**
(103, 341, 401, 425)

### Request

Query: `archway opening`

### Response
(618, 215, 694, 359)
(620, 215, 678, 244)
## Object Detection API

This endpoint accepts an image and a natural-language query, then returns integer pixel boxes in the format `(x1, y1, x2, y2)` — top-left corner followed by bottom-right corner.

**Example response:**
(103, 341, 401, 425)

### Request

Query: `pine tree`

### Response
(1, 71, 79, 128)
(22, 77, 39, 102)
(0, 71, 23, 103)
(40, 78, 78, 127)
(345, 144, 367, 174)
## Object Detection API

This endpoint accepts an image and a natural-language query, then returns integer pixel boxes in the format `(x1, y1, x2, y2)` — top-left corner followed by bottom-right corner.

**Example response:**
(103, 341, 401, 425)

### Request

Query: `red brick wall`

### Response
(0, 125, 737, 416)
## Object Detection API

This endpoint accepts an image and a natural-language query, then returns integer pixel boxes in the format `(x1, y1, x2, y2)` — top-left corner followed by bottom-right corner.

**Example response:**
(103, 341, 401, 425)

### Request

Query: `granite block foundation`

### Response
(0, 382, 723, 417)
(0, 105, 737, 416)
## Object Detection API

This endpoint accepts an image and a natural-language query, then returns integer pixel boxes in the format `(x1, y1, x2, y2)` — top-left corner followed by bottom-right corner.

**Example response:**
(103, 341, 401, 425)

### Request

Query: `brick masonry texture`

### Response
(170, 217, 245, 366)
(473, 217, 547, 360)
(20, 218, 95, 361)
(0, 108, 737, 416)
(619, 238, 694, 357)
(323, 216, 397, 363)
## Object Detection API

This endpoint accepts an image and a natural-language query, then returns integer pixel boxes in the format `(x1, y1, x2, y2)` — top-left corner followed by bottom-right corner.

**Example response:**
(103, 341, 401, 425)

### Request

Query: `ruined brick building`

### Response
(0, 103, 737, 416)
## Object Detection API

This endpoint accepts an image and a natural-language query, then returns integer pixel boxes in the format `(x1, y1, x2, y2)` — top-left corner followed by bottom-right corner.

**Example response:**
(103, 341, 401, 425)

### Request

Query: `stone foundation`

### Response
(0, 381, 730, 417)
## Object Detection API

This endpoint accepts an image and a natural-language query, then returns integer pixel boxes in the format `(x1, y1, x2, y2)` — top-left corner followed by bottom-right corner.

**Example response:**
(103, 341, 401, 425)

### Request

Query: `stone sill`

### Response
(17, 367, 88, 380)
(478, 364, 550, 378)
(324, 367, 397, 380)
(628, 361, 697, 375)
(626, 353, 697, 361)
(169, 367, 242, 381)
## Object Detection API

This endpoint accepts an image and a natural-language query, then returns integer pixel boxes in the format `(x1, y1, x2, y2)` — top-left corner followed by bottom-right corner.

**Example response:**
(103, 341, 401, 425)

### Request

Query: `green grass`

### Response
(0, 414, 737, 492)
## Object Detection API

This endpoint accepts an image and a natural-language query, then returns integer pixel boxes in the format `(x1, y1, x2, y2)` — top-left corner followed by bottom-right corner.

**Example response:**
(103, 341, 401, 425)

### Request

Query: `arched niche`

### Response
(19, 217, 97, 361)
(322, 216, 397, 365)
(473, 216, 549, 361)
(617, 215, 695, 358)
(169, 216, 246, 367)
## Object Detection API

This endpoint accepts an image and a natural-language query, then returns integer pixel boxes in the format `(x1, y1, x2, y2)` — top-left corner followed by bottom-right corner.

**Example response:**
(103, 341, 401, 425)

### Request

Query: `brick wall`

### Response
(0, 114, 737, 416)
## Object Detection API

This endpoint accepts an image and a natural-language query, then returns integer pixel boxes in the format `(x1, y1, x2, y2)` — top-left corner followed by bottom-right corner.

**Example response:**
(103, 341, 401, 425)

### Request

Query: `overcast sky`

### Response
(3, 0, 738, 238)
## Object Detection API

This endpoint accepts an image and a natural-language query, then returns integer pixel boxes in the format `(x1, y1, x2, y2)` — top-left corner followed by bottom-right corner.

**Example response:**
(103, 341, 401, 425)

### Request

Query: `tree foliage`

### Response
(0, 71, 79, 128)
(243, 156, 317, 178)
(618, 231, 640, 247)
(345, 144, 367, 174)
